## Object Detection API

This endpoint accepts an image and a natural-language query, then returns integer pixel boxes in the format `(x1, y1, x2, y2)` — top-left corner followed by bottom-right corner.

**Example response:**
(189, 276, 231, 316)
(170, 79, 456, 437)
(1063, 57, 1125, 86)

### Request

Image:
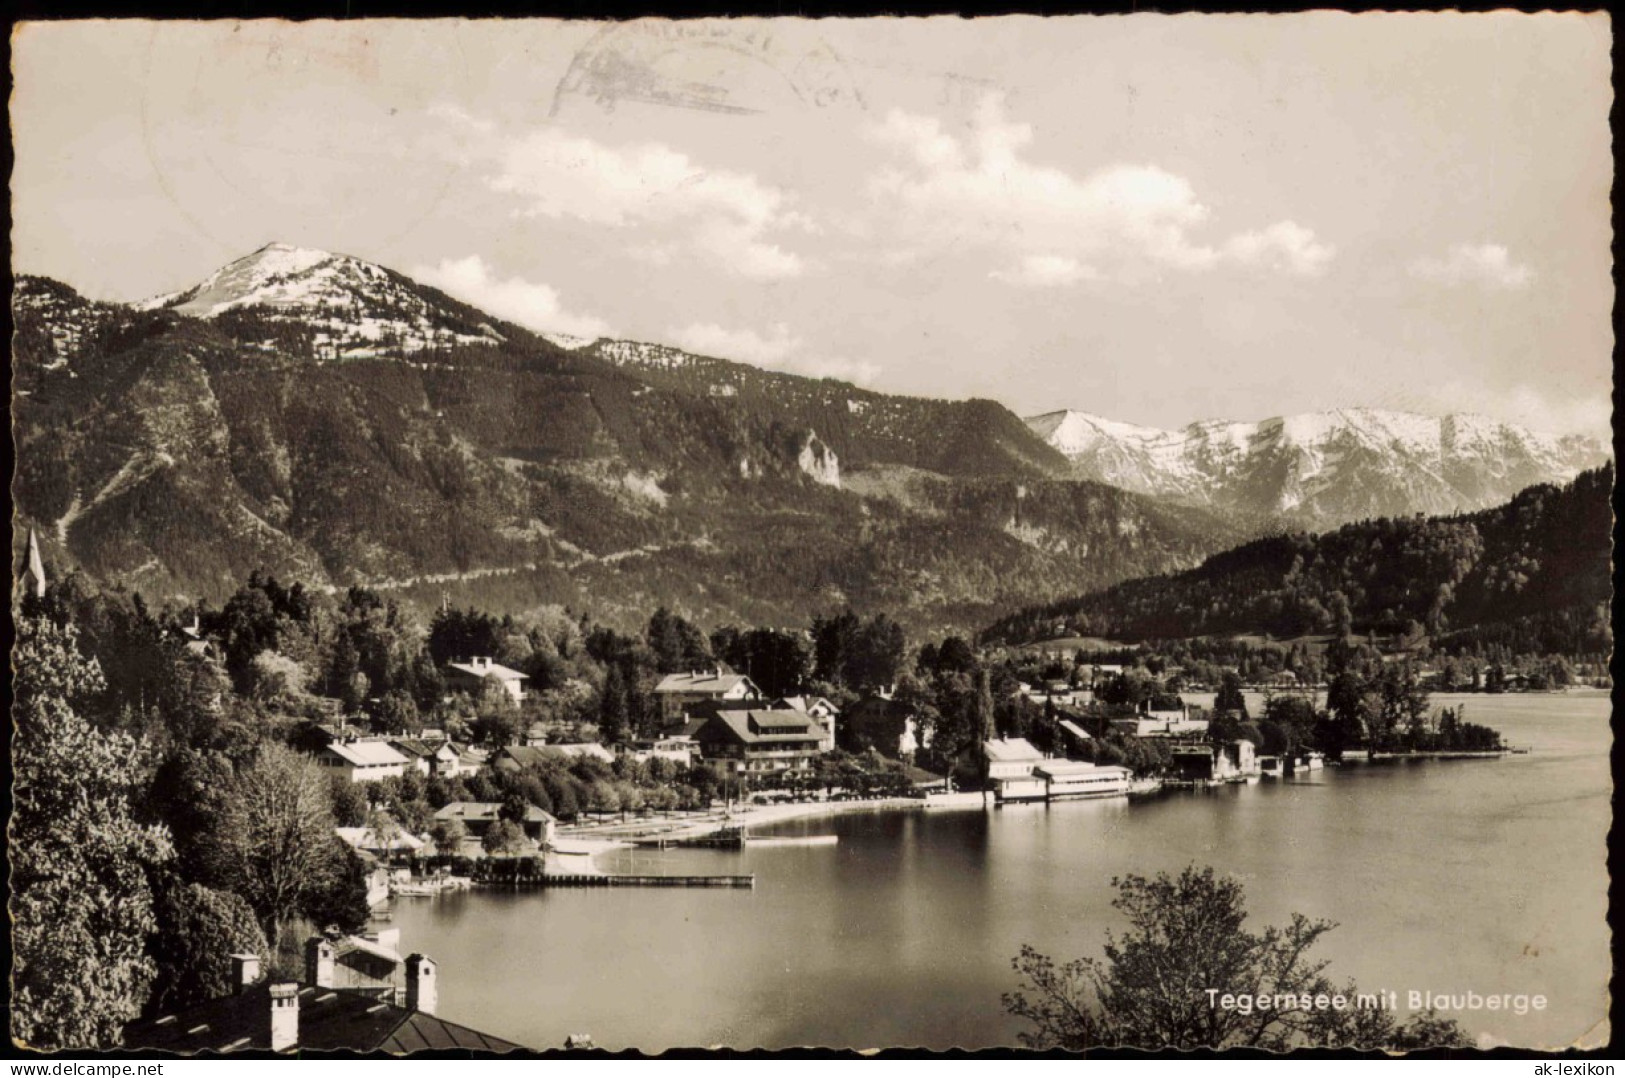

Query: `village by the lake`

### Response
(9, 13, 1613, 1060)
(15, 522, 1613, 1052)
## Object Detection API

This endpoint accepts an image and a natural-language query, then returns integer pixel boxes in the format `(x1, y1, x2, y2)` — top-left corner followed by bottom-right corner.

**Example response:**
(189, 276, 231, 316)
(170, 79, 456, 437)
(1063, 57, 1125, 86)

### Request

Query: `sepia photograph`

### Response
(8, 13, 1614, 1057)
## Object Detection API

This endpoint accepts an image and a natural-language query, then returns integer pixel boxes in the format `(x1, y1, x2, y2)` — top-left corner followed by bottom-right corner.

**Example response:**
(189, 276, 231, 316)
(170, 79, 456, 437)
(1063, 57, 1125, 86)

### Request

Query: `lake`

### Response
(388, 691, 1611, 1051)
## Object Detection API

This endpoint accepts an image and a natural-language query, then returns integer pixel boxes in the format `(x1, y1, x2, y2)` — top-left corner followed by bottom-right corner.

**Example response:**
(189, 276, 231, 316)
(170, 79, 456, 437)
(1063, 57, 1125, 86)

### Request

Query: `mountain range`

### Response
(12, 245, 1229, 632)
(11, 243, 1609, 634)
(1027, 407, 1605, 524)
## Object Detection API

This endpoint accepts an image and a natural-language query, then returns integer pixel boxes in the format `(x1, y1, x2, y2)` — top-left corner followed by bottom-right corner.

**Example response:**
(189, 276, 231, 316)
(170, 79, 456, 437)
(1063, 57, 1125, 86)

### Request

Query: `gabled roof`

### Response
(122, 982, 525, 1054)
(335, 826, 425, 854)
(324, 741, 410, 768)
(663, 718, 710, 739)
(773, 695, 838, 716)
(332, 933, 406, 966)
(654, 671, 756, 695)
(983, 737, 1044, 763)
(446, 660, 528, 682)
(492, 744, 592, 771)
(1058, 720, 1093, 742)
(700, 709, 825, 745)
(386, 738, 446, 760)
(493, 745, 541, 769)
(433, 801, 555, 825)
(1034, 760, 1130, 779)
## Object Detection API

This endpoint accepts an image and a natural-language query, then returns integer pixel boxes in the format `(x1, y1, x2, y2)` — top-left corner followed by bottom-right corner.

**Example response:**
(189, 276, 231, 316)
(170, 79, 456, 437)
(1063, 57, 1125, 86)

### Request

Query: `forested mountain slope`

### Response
(981, 463, 1613, 655)
(12, 248, 1240, 634)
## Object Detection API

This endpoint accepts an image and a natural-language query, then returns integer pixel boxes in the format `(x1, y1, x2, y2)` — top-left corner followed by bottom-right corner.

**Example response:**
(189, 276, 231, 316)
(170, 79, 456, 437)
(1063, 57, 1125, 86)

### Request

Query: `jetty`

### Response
(633, 826, 746, 849)
(487, 874, 755, 889)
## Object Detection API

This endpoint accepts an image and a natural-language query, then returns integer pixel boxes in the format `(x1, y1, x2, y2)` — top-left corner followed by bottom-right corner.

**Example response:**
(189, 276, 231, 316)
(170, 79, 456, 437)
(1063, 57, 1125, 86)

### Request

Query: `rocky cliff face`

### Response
(797, 433, 841, 488)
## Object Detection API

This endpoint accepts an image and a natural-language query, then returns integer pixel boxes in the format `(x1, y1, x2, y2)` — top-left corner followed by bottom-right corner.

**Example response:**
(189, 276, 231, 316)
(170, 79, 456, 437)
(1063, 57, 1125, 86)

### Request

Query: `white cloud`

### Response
(455, 120, 805, 280)
(991, 254, 1099, 287)
(1423, 380, 1612, 441)
(792, 355, 882, 385)
(670, 321, 804, 366)
(866, 95, 1332, 282)
(668, 322, 878, 384)
(414, 255, 612, 339)
(1224, 221, 1335, 277)
(1408, 244, 1533, 290)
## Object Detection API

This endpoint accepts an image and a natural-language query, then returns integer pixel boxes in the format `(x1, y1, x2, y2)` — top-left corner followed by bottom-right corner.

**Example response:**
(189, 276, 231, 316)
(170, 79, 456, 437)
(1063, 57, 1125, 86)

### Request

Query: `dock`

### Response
(633, 826, 747, 850)
(531, 874, 755, 888)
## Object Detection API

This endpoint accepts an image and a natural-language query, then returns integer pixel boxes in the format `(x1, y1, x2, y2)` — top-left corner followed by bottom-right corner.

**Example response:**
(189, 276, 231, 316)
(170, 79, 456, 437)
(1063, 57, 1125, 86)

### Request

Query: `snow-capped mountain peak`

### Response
(137, 243, 505, 358)
(1028, 406, 1609, 524)
(138, 243, 344, 315)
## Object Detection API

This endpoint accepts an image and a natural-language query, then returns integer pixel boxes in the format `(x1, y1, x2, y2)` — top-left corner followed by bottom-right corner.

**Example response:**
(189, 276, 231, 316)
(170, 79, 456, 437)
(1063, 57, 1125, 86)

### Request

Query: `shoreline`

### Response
(555, 796, 926, 848)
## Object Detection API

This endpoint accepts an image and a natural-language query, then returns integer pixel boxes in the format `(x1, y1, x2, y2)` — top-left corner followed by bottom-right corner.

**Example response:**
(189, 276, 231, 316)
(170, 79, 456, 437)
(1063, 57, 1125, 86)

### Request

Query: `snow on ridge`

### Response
(1028, 404, 1605, 520)
(159, 243, 341, 316)
(1028, 409, 1176, 456)
(543, 332, 599, 351)
(595, 340, 696, 368)
(130, 242, 503, 356)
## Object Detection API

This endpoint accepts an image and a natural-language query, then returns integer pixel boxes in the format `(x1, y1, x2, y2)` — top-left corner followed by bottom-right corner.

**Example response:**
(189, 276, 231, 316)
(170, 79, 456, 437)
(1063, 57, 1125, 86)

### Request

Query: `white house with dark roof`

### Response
(653, 669, 761, 723)
(444, 656, 529, 705)
(319, 739, 410, 783)
(984, 737, 1049, 802)
(771, 695, 839, 744)
(387, 737, 464, 777)
(693, 707, 828, 776)
(433, 801, 556, 850)
(336, 818, 426, 859)
(984, 737, 1045, 778)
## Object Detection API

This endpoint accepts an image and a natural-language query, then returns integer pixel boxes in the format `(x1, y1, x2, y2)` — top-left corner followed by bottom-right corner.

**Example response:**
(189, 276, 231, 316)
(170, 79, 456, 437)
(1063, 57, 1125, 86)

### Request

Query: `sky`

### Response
(10, 15, 1614, 439)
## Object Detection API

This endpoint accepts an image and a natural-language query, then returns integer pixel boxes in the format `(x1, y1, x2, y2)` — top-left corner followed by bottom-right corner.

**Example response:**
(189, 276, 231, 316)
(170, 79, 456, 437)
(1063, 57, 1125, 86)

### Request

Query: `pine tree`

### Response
(600, 664, 631, 744)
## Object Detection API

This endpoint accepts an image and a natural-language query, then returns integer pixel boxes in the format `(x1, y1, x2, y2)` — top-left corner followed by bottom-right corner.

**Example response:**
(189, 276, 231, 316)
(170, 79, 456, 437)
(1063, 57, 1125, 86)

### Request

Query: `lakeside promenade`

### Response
(554, 796, 925, 845)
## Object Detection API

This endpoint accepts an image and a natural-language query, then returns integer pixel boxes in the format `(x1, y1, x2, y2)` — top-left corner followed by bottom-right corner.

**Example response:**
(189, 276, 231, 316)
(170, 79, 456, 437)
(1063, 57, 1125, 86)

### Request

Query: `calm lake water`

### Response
(389, 691, 1611, 1051)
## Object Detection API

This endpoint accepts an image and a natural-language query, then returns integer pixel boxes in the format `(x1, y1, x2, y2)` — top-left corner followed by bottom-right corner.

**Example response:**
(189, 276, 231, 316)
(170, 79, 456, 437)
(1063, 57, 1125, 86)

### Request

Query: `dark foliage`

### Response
(983, 464, 1612, 657)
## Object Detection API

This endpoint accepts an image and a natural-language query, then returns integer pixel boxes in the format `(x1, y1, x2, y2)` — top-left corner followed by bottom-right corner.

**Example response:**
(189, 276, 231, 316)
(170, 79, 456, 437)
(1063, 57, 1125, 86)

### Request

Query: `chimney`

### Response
(405, 954, 437, 1016)
(305, 936, 335, 988)
(269, 982, 300, 1052)
(230, 953, 261, 992)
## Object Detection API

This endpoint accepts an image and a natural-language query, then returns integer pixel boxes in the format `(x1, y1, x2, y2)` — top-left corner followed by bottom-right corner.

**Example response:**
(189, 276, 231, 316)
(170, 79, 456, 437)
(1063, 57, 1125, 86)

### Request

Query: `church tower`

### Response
(15, 527, 46, 601)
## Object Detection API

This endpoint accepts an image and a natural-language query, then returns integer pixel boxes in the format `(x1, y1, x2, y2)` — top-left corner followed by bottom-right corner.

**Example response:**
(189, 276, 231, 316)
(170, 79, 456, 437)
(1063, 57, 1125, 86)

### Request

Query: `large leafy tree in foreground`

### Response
(1004, 866, 1469, 1051)
(208, 741, 342, 948)
(11, 616, 173, 1049)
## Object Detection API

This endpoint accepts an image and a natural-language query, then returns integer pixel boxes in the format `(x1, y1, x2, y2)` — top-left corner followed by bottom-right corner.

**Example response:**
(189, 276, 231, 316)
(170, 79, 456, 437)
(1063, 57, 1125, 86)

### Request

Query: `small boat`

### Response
(392, 883, 438, 897)
(747, 835, 838, 847)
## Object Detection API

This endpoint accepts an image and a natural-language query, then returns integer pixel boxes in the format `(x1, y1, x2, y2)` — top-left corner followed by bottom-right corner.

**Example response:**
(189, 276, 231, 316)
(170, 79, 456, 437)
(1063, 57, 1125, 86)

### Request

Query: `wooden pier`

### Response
(487, 874, 755, 888)
(633, 827, 747, 850)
